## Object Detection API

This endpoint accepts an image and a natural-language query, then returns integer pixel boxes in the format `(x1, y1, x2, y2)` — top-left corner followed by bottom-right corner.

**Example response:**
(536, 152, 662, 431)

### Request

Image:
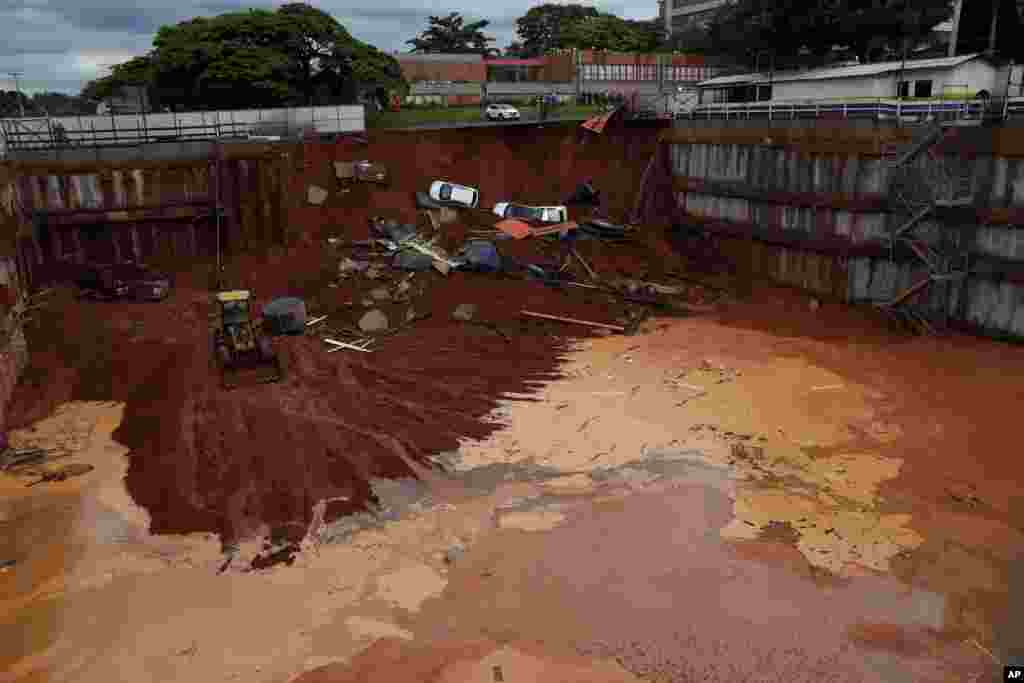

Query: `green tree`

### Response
(82, 55, 155, 102)
(81, 4, 404, 110)
(706, 0, 952, 68)
(560, 15, 647, 52)
(0, 91, 35, 117)
(513, 3, 600, 57)
(625, 18, 668, 53)
(406, 12, 497, 55)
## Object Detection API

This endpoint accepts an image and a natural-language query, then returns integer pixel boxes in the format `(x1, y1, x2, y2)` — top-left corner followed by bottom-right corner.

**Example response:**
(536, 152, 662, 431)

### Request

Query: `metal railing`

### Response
(683, 96, 1024, 121)
(0, 105, 365, 154)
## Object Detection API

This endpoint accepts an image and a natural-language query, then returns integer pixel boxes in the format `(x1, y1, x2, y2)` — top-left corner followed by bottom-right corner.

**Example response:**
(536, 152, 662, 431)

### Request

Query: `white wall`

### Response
(770, 60, 998, 102)
(773, 76, 888, 101)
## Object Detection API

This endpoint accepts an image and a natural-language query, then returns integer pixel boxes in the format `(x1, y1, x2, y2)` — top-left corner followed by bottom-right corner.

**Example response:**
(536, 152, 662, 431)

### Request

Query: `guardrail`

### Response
(0, 105, 365, 154)
(683, 97, 1024, 121)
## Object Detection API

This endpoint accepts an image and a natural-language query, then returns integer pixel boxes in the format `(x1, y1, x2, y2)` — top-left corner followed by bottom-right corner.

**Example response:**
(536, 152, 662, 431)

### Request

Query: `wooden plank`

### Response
(520, 310, 625, 332)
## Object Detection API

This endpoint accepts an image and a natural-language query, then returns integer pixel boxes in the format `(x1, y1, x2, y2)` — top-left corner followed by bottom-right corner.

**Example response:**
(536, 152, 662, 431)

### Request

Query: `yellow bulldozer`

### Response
(213, 290, 283, 389)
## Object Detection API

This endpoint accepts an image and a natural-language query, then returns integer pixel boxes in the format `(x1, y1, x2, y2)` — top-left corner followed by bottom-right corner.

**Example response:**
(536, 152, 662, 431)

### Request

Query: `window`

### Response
(897, 81, 910, 98)
(439, 184, 451, 201)
(914, 80, 933, 97)
(757, 85, 773, 101)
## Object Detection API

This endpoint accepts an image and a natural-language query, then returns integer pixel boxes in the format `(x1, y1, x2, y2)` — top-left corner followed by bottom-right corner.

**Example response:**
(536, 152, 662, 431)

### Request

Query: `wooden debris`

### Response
(520, 310, 626, 332)
(26, 463, 95, 487)
(530, 221, 578, 237)
(571, 248, 599, 282)
(323, 338, 373, 353)
(424, 209, 440, 232)
(305, 315, 328, 327)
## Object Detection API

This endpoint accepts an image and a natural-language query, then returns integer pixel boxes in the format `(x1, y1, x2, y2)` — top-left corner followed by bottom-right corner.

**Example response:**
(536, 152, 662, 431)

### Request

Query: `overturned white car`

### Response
(492, 202, 568, 224)
(429, 181, 480, 208)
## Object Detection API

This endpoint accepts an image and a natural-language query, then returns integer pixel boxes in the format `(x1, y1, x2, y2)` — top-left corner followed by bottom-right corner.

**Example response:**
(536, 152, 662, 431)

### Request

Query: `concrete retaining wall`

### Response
(658, 123, 1024, 340)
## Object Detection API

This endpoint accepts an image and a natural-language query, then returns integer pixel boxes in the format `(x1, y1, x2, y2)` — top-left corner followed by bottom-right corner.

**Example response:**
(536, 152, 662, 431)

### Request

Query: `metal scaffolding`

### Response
(876, 117, 983, 334)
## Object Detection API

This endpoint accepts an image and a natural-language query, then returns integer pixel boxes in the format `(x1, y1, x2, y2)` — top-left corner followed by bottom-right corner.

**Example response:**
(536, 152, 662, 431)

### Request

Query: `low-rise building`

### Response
(697, 53, 998, 104)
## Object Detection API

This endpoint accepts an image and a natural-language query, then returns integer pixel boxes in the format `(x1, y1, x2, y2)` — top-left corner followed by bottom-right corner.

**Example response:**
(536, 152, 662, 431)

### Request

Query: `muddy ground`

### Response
(1, 276, 1022, 682)
(1, 124, 1022, 681)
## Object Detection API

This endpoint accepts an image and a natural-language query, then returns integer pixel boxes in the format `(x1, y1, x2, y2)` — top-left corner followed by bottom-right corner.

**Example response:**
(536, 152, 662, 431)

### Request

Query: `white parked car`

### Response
(485, 104, 521, 121)
(492, 202, 568, 224)
(429, 181, 480, 208)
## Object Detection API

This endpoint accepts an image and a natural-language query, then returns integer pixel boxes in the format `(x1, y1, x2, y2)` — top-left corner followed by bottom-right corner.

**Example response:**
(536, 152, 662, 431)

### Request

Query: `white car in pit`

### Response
(485, 103, 521, 121)
(429, 180, 480, 208)
(492, 202, 568, 224)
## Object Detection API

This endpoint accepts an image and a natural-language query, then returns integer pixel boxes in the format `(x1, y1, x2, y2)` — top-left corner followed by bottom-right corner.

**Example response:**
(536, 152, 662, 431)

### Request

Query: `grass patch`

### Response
(366, 104, 604, 129)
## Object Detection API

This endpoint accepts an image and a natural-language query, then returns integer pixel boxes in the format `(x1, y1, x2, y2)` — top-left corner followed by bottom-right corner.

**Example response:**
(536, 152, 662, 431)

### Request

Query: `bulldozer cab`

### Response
(216, 290, 256, 351)
(216, 291, 251, 323)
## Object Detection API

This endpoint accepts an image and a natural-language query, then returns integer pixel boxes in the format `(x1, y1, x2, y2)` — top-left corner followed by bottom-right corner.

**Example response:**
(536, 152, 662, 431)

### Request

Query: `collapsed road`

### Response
(0, 120, 1022, 683)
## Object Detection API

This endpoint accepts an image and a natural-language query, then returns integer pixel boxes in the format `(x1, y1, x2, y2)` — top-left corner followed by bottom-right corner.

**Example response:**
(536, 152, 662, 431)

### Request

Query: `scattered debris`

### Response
(457, 240, 502, 272)
(1, 447, 56, 471)
(307, 185, 328, 206)
(369, 287, 392, 302)
(571, 248, 599, 282)
(324, 338, 373, 354)
(263, 297, 307, 336)
(305, 315, 328, 328)
(26, 463, 95, 487)
(521, 310, 626, 333)
(358, 309, 390, 333)
(338, 257, 370, 278)
(334, 161, 355, 181)
(530, 221, 578, 237)
(444, 544, 466, 564)
(452, 303, 478, 322)
(250, 543, 301, 570)
(496, 219, 532, 240)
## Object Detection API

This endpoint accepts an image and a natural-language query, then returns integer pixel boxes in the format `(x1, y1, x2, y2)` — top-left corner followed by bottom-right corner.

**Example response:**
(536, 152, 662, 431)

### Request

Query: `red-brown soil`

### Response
(6, 123, 695, 545)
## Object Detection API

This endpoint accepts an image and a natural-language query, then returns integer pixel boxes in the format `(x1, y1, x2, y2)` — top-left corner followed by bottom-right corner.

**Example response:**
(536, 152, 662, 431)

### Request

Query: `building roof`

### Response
(396, 53, 484, 63)
(698, 53, 986, 88)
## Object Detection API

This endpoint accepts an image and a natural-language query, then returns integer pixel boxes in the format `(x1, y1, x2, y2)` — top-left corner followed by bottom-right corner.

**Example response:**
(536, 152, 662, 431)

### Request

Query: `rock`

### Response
(358, 309, 389, 332)
(365, 266, 382, 280)
(338, 258, 368, 277)
(452, 303, 477, 322)
(396, 280, 412, 295)
(370, 287, 392, 302)
(307, 185, 328, 206)
(444, 544, 465, 564)
(405, 307, 419, 324)
(361, 298, 375, 308)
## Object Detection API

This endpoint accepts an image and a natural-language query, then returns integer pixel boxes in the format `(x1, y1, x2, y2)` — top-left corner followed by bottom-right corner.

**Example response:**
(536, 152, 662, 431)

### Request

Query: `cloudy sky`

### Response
(0, 0, 657, 95)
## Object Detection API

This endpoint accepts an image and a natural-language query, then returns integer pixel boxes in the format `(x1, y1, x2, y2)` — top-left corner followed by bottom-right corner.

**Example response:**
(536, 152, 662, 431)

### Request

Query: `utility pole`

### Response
(948, 0, 963, 57)
(7, 71, 25, 117)
(988, 0, 1002, 55)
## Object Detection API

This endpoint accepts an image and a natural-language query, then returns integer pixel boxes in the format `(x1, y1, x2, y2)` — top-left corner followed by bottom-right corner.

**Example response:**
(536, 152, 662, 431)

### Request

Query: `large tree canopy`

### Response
(406, 12, 497, 55)
(704, 0, 953, 67)
(81, 4, 404, 110)
(560, 15, 645, 52)
(512, 4, 665, 56)
(513, 3, 600, 57)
